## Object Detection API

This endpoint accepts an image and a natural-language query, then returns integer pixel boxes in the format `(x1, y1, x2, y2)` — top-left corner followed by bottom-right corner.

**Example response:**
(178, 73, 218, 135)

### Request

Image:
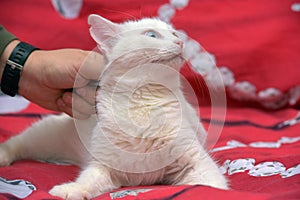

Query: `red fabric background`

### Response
(0, 0, 299, 199)
(1, 0, 299, 93)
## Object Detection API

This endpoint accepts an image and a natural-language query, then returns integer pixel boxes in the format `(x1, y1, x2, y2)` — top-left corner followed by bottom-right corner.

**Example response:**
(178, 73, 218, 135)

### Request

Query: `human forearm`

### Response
(1, 36, 103, 118)
(0, 25, 18, 81)
(0, 25, 17, 56)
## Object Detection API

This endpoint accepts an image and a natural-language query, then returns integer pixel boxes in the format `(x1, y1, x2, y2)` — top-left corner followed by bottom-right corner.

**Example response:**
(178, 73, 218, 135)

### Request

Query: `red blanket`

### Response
(0, 0, 299, 199)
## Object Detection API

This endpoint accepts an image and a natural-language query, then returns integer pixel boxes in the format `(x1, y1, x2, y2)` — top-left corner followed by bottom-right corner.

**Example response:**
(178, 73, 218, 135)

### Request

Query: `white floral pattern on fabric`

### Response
(291, 3, 300, 12)
(219, 67, 235, 86)
(157, 0, 300, 109)
(211, 136, 300, 153)
(0, 92, 30, 114)
(110, 189, 153, 199)
(281, 164, 300, 178)
(220, 159, 300, 178)
(170, 0, 189, 9)
(227, 158, 255, 175)
(214, 135, 300, 178)
(229, 81, 257, 101)
(51, 0, 83, 19)
(249, 161, 286, 177)
(0, 177, 36, 199)
(157, 4, 176, 23)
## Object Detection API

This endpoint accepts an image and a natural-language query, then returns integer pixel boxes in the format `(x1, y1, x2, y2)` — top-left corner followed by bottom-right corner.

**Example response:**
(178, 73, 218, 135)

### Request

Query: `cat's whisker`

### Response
(100, 8, 137, 21)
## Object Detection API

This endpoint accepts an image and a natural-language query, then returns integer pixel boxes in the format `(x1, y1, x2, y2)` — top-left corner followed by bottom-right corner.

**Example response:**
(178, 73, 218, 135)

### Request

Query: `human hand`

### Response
(18, 47, 105, 119)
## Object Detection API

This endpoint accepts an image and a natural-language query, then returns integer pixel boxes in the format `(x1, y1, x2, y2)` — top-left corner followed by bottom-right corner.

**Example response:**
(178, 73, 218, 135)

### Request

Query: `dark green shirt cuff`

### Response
(0, 25, 18, 57)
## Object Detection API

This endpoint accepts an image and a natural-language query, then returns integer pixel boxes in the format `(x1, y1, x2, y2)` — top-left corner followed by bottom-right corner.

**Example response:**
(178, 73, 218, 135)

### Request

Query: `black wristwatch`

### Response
(1, 42, 39, 97)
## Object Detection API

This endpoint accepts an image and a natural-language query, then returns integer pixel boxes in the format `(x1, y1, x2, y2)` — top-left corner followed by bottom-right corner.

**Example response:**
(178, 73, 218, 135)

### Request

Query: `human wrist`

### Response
(1, 41, 39, 96)
(18, 49, 42, 98)
(0, 40, 20, 83)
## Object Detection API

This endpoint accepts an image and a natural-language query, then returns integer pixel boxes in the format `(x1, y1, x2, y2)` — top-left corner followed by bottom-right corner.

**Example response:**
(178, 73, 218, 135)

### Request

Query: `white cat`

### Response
(0, 14, 228, 199)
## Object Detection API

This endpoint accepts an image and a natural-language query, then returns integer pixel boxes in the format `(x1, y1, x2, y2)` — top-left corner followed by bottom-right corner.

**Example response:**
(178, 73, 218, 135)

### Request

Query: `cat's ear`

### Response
(88, 14, 121, 54)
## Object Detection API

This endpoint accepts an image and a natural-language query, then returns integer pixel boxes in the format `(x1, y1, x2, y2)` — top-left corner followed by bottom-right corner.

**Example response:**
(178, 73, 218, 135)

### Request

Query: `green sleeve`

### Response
(0, 25, 18, 56)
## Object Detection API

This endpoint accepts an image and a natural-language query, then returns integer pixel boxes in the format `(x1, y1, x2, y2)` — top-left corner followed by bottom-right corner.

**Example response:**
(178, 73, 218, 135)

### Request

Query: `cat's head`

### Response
(88, 14, 184, 69)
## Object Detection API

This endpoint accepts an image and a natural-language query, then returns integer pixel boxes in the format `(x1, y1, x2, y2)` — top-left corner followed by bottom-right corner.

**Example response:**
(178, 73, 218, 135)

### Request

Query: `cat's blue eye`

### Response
(145, 31, 160, 38)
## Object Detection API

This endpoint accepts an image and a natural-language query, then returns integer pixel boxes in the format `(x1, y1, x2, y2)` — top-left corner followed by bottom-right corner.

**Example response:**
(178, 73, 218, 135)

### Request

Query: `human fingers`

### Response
(75, 83, 98, 105)
(57, 99, 90, 119)
(57, 98, 74, 118)
(62, 91, 96, 118)
(74, 51, 105, 88)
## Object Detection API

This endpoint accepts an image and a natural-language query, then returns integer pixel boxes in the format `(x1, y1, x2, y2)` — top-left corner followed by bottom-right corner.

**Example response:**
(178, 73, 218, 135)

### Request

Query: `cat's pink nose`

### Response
(174, 40, 183, 48)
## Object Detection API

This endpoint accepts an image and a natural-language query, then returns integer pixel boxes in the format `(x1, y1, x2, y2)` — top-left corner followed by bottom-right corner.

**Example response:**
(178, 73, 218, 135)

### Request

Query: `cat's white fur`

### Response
(0, 14, 228, 199)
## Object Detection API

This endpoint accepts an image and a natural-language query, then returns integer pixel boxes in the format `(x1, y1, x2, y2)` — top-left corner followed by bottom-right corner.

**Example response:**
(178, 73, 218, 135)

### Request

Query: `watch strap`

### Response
(1, 42, 39, 96)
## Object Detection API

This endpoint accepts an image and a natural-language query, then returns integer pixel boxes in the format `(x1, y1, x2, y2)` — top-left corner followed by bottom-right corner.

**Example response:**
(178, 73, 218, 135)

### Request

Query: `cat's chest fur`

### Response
(91, 85, 198, 185)
(96, 79, 182, 153)
(87, 61, 200, 178)
(94, 61, 186, 152)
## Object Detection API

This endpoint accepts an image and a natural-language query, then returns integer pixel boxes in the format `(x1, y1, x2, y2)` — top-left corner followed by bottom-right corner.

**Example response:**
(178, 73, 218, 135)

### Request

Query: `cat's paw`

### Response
(0, 144, 13, 166)
(49, 182, 93, 200)
(204, 174, 229, 190)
